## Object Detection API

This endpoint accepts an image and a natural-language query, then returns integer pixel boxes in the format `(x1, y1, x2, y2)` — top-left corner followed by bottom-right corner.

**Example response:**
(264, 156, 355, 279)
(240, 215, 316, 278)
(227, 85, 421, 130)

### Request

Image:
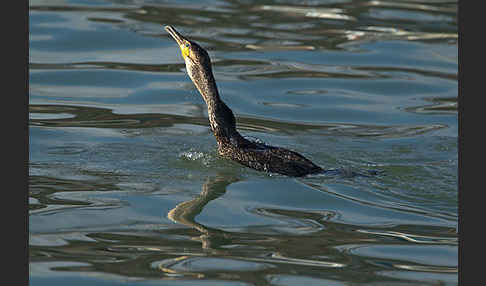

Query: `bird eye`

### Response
(185, 43, 190, 48)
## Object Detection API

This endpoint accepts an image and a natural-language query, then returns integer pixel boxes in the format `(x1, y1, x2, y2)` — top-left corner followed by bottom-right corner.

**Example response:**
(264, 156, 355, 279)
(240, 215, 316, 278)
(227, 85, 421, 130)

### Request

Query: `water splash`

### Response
(179, 150, 206, 161)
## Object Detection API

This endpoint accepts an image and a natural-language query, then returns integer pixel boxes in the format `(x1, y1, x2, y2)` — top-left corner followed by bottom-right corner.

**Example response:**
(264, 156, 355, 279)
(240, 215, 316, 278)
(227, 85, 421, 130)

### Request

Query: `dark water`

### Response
(29, 0, 458, 285)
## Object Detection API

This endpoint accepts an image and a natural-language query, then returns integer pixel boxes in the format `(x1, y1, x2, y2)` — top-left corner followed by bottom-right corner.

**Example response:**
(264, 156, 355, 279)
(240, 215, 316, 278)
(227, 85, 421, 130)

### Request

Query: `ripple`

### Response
(341, 244, 457, 270)
(257, 5, 356, 21)
(30, 112, 75, 120)
(261, 102, 307, 108)
(356, 229, 457, 245)
(267, 274, 344, 286)
(153, 256, 274, 273)
(29, 103, 448, 140)
(362, 26, 457, 41)
(393, 264, 457, 273)
(46, 144, 89, 155)
(250, 208, 335, 235)
(363, 1, 457, 14)
(224, 61, 381, 79)
(378, 269, 457, 285)
(30, 84, 133, 99)
(30, 232, 97, 247)
(245, 44, 315, 51)
(309, 123, 448, 138)
(265, 253, 345, 268)
(405, 96, 457, 114)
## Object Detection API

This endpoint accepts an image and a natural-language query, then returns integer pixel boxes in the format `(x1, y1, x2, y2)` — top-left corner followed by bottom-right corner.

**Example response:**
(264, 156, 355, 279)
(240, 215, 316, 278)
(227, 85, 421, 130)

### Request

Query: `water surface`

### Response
(29, 0, 458, 285)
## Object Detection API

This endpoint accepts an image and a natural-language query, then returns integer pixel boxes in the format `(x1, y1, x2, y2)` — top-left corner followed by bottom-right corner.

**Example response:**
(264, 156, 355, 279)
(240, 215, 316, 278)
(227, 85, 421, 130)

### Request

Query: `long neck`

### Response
(189, 64, 241, 143)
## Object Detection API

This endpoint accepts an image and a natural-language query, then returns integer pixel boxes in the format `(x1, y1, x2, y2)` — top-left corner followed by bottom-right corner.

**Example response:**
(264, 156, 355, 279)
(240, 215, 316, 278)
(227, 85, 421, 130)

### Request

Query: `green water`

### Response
(29, 0, 458, 285)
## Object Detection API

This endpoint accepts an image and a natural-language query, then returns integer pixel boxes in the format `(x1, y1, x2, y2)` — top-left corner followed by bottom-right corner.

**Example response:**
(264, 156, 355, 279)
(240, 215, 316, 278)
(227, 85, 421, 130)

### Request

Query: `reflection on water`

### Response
(29, 0, 457, 285)
(167, 175, 237, 249)
(30, 171, 457, 285)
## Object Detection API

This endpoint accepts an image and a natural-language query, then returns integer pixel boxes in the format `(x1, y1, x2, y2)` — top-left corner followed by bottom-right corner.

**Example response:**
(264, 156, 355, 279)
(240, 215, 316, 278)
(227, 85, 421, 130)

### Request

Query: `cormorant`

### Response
(165, 25, 323, 177)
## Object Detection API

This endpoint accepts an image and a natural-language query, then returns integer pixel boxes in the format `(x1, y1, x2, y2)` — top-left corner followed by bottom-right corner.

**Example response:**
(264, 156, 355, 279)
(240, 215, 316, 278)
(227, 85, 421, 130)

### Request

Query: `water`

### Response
(29, 0, 458, 285)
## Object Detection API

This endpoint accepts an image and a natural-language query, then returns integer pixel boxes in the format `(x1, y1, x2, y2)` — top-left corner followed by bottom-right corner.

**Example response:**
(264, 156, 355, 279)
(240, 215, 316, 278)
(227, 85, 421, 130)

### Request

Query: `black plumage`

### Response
(165, 25, 323, 177)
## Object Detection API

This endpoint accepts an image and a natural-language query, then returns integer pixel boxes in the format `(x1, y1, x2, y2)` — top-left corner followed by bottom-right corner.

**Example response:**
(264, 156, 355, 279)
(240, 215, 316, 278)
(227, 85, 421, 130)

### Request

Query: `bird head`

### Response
(165, 25, 213, 85)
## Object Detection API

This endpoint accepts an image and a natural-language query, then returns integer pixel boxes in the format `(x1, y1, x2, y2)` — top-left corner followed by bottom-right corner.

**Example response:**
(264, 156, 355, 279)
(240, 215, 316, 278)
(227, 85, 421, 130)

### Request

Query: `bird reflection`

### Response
(167, 175, 239, 249)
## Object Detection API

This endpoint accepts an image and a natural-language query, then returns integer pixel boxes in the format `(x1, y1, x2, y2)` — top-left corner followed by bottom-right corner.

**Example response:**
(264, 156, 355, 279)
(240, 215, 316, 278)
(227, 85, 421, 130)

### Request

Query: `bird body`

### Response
(165, 25, 323, 177)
